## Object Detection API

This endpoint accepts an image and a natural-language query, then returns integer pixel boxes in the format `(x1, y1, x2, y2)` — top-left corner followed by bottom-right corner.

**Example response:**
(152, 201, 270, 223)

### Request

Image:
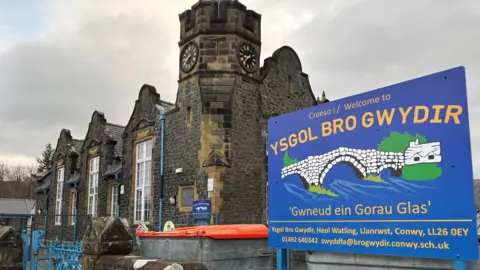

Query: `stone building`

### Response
(35, 129, 83, 240)
(35, 0, 325, 239)
(75, 111, 125, 239)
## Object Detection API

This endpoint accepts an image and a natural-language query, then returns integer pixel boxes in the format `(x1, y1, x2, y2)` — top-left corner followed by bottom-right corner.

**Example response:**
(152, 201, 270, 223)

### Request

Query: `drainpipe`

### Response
(73, 182, 78, 242)
(156, 105, 166, 231)
(115, 171, 120, 217)
(44, 189, 49, 244)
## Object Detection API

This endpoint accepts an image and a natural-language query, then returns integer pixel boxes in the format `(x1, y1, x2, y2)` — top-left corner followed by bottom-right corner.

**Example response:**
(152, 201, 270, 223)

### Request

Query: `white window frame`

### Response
(111, 184, 119, 217)
(71, 192, 77, 225)
(88, 156, 99, 217)
(55, 167, 65, 225)
(134, 140, 152, 224)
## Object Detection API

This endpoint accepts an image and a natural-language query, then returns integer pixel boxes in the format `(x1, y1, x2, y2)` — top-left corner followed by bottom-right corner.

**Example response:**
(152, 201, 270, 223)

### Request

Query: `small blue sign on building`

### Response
(192, 200, 211, 224)
(267, 67, 479, 260)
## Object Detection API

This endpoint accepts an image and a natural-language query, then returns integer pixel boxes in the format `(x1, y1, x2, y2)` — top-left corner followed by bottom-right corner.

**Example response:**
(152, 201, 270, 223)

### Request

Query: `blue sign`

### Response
(192, 200, 211, 221)
(267, 67, 478, 260)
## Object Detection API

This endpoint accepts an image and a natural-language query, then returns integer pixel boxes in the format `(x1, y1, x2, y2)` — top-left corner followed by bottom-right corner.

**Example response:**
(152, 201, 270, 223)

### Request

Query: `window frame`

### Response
(133, 139, 153, 224)
(111, 184, 119, 217)
(88, 156, 100, 217)
(70, 191, 77, 225)
(55, 167, 65, 225)
(177, 185, 197, 213)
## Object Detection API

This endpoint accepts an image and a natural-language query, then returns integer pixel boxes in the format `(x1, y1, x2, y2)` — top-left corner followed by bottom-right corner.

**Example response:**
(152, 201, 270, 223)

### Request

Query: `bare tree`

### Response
(0, 161, 9, 182)
(8, 165, 27, 182)
(0, 164, 39, 199)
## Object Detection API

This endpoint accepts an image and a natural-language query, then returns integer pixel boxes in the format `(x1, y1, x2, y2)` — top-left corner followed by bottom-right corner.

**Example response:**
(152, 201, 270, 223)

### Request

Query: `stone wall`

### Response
(160, 77, 205, 228)
(34, 192, 48, 231)
(0, 226, 22, 270)
(218, 77, 264, 224)
(77, 111, 122, 229)
(81, 217, 207, 270)
(120, 85, 170, 232)
(47, 129, 78, 241)
(259, 46, 317, 116)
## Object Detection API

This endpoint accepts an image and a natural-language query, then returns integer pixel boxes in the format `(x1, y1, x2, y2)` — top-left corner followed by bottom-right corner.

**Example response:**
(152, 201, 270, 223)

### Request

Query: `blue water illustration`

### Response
(284, 176, 435, 206)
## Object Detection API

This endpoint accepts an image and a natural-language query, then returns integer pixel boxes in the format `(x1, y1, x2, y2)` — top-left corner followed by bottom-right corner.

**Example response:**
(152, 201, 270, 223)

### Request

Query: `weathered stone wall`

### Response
(47, 129, 78, 241)
(218, 78, 264, 224)
(81, 217, 207, 270)
(34, 192, 48, 230)
(120, 85, 169, 233)
(259, 46, 317, 115)
(0, 226, 22, 270)
(160, 77, 205, 228)
(77, 111, 121, 232)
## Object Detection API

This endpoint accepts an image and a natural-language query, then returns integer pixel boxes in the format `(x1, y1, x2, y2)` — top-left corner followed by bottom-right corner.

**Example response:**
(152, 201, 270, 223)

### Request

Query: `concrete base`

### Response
(141, 237, 273, 270)
(305, 250, 480, 270)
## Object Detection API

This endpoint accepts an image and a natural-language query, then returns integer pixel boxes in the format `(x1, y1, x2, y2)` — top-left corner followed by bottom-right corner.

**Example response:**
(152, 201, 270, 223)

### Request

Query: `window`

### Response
(71, 192, 77, 225)
(178, 185, 195, 212)
(181, 187, 194, 207)
(111, 185, 119, 217)
(55, 167, 65, 225)
(88, 156, 99, 217)
(134, 140, 152, 223)
(187, 107, 192, 125)
(286, 75, 293, 94)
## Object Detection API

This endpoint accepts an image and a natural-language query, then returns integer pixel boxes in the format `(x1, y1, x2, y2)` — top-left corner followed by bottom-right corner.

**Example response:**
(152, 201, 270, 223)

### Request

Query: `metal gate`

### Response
(22, 229, 83, 270)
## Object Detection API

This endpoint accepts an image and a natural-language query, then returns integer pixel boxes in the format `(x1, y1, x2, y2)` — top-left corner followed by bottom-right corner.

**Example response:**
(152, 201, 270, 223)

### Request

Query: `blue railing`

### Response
(25, 230, 83, 270)
(48, 239, 83, 270)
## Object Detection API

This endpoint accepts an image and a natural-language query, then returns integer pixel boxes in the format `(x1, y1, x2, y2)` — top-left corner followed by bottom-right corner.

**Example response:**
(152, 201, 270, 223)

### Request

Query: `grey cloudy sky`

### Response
(1, 0, 479, 175)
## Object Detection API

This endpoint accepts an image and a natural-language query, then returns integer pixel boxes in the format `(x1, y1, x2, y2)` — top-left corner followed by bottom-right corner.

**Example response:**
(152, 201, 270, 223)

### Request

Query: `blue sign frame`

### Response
(267, 67, 478, 260)
(192, 200, 211, 221)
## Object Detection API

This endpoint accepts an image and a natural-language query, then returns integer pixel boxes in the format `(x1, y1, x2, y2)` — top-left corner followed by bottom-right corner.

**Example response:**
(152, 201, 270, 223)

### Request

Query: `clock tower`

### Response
(174, 0, 264, 223)
(178, 0, 261, 80)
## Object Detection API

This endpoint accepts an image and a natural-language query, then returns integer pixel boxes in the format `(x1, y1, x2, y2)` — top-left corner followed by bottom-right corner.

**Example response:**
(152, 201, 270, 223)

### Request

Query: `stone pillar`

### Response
(0, 226, 22, 270)
(81, 217, 134, 270)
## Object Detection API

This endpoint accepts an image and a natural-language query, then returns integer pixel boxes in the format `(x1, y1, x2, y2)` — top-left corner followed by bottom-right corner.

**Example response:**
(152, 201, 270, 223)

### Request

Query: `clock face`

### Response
(180, 42, 199, 73)
(238, 43, 258, 72)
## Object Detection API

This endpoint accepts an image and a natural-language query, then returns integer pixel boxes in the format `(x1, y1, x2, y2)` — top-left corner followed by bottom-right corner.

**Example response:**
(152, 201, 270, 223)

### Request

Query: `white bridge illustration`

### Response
(281, 138, 442, 187)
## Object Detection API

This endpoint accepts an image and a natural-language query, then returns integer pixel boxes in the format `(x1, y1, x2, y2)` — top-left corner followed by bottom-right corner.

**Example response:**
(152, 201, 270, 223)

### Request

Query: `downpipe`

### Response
(73, 182, 78, 242)
(159, 113, 166, 231)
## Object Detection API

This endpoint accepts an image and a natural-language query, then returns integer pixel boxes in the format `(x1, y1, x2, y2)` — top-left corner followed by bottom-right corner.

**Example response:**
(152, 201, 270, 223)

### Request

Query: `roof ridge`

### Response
(106, 122, 126, 128)
(160, 99, 174, 105)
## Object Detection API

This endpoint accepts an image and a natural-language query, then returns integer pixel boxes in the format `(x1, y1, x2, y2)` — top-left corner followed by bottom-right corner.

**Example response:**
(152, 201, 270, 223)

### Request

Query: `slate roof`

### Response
(0, 199, 36, 215)
(102, 162, 122, 179)
(72, 139, 84, 153)
(66, 173, 80, 185)
(105, 123, 125, 157)
(36, 170, 51, 183)
(35, 180, 51, 193)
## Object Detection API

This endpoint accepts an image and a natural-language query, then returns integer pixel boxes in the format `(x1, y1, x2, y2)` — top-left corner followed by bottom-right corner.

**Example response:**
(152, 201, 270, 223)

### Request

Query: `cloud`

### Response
(0, 0, 190, 163)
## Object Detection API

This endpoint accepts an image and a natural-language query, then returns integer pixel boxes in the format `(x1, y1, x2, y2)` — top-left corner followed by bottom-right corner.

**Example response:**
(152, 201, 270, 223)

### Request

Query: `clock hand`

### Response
(243, 55, 251, 64)
(183, 54, 192, 64)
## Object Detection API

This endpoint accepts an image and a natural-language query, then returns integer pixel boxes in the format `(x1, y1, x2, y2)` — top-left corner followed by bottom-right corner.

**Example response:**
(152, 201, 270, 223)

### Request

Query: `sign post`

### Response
(267, 67, 478, 269)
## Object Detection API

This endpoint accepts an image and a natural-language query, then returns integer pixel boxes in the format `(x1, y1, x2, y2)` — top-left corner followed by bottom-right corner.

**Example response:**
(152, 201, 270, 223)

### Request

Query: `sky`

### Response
(0, 0, 479, 175)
